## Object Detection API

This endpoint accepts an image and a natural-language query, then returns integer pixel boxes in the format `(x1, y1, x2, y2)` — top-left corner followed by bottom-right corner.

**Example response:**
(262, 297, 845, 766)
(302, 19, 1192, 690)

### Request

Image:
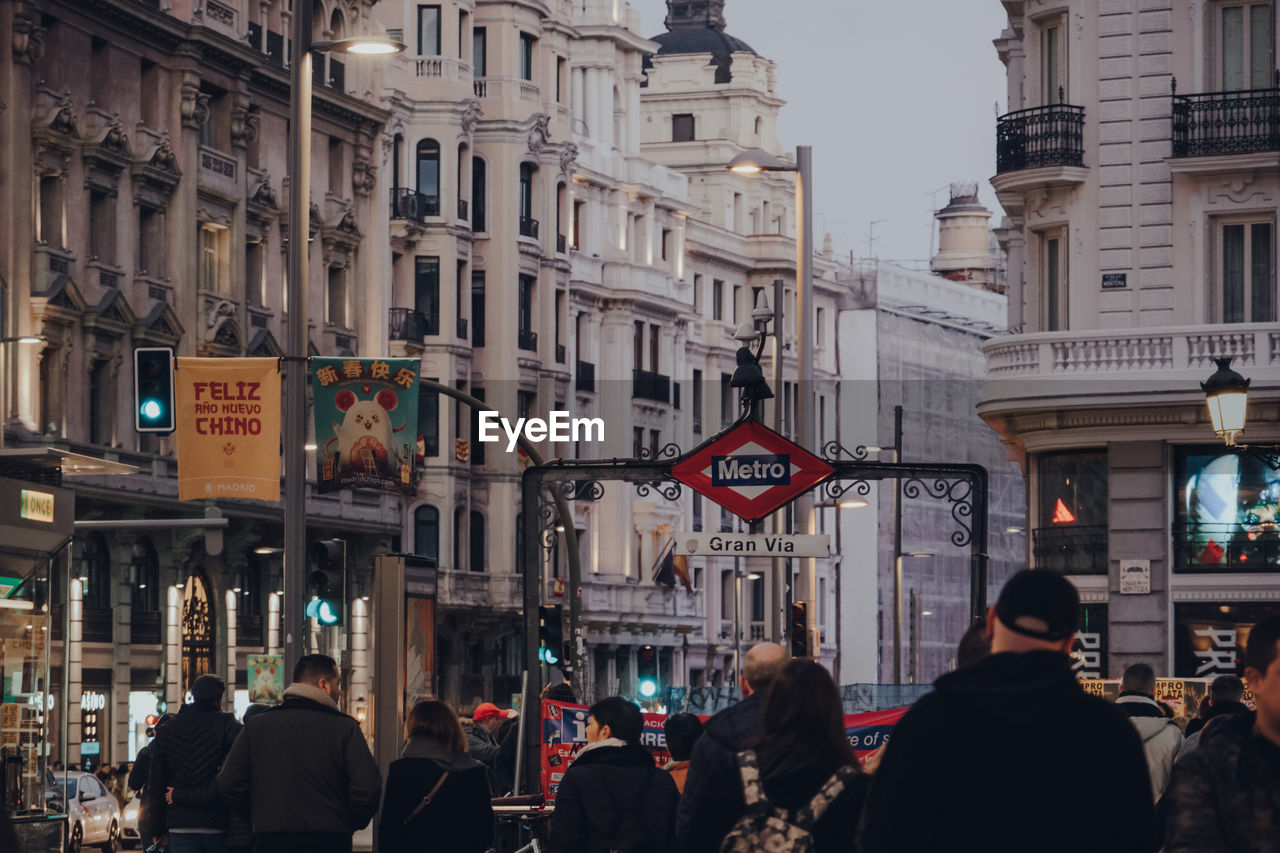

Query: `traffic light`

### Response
(133, 347, 175, 433)
(790, 602, 809, 658)
(307, 539, 346, 626)
(538, 604, 564, 665)
(637, 645, 659, 699)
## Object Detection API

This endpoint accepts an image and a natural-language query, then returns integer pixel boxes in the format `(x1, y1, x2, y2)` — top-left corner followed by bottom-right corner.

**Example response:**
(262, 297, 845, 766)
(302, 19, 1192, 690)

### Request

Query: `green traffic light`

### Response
(140, 399, 164, 421)
(638, 678, 658, 699)
(306, 597, 340, 626)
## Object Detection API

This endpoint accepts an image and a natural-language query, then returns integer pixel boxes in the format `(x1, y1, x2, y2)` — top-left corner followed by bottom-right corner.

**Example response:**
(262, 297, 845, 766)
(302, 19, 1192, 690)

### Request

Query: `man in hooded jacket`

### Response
(1116, 662, 1183, 799)
(857, 569, 1157, 853)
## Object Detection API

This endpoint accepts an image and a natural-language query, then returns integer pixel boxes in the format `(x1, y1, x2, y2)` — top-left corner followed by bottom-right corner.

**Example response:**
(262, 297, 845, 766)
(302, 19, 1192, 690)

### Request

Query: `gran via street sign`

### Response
(675, 532, 831, 557)
(670, 420, 833, 522)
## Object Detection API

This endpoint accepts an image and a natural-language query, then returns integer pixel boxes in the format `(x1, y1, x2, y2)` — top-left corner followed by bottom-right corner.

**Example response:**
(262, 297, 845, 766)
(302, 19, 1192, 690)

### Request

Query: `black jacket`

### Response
(547, 741, 679, 853)
(858, 650, 1158, 853)
(148, 702, 241, 833)
(217, 692, 381, 837)
(377, 737, 493, 853)
(676, 692, 766, 852)
(1163, 710, 1280, 852)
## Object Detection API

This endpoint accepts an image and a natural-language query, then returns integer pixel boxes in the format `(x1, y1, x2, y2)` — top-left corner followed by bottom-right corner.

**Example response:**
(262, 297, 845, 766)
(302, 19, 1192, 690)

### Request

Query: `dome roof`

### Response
(649, 27, 756, 57)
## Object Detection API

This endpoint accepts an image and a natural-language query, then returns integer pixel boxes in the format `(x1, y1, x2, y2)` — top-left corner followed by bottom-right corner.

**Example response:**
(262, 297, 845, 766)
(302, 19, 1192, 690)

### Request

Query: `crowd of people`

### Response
(9, 565, 1280, 852)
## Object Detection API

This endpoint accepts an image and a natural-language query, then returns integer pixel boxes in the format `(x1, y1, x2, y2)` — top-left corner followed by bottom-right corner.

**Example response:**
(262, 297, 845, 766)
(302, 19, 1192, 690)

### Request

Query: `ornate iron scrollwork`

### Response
(635, 479, 683, 501)
(637, 442, 683, 461)
(822, 441, 877, 463)
(902, 477, 974, 548)
(820, 478, 872, 503)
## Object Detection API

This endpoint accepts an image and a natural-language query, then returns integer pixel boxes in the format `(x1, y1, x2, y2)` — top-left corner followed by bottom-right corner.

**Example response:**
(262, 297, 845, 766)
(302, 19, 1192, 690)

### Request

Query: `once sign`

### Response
(675, 533, 830, 558)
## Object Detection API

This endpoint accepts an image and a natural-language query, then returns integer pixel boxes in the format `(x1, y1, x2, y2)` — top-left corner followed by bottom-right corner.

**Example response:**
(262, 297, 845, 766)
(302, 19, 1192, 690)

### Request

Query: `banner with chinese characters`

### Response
(175, 358, 281, 502)
(312, 357, 419, 494)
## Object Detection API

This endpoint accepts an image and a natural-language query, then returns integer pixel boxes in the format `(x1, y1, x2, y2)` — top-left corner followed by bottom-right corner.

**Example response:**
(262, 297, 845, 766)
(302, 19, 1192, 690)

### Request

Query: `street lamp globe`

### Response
(328, 35, 405, 55)
(1201, 357, 1250, 445)
(727, 147, 788, 175)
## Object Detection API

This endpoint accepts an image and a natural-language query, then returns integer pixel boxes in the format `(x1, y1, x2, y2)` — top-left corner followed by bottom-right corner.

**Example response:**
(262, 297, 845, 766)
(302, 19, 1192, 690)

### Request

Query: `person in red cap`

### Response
(464, 702, 507, 793)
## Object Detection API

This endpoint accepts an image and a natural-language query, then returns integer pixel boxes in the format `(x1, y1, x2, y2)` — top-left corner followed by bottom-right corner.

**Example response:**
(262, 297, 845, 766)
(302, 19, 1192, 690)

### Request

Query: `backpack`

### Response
(719, 750, 858, 853)
(598, 765, 657, 853)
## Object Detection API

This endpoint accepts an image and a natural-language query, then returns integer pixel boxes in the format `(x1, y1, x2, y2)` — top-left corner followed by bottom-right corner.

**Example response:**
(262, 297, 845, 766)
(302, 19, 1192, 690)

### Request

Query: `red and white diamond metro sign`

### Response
(670, 421, 834, 523)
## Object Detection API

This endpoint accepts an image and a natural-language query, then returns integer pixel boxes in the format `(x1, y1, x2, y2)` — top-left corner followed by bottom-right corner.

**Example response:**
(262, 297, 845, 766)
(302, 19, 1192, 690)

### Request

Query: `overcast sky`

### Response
(630, 0, 1011, 265)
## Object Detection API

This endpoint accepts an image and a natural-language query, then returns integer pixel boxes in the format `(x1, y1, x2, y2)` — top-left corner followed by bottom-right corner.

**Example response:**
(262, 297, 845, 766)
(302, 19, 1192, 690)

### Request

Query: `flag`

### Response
(672, 553, 693, 593)
(651, 538, 676, 589)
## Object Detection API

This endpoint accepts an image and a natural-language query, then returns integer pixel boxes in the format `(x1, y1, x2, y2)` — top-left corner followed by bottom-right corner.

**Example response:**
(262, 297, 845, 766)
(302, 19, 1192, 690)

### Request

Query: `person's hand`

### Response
(164, 786, 174, 804)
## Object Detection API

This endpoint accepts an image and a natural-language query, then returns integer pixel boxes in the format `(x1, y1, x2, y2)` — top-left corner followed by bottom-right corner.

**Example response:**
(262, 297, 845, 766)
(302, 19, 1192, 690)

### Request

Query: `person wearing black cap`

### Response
(857, 569, 1157, 853)
(149, 674, 242, 852)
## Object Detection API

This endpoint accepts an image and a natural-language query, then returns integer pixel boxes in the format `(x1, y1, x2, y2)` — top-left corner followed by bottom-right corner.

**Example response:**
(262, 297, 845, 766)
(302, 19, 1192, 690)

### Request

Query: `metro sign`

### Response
(671, 420, 833, 522)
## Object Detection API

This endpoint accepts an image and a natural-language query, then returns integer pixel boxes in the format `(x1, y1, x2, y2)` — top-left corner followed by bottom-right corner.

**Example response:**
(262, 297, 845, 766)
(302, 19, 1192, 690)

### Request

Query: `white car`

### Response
(121, 791, 142, 848)
(58, 771, 122, 852)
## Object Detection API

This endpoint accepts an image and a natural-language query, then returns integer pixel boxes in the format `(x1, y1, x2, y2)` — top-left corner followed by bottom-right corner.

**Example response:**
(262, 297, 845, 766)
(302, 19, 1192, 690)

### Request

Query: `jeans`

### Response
(166, 833, 227, 853)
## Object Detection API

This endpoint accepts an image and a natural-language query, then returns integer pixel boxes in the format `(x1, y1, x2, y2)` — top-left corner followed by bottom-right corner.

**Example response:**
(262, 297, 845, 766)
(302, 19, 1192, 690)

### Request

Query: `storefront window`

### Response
(1174, 601, 1280, 678)
(1174, 446, 1280, 571)
(1033, 450, 1109, 573)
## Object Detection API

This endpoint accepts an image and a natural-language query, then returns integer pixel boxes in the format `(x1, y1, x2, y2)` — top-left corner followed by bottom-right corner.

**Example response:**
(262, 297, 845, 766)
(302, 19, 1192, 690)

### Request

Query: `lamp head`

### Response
(317, 20, 405, 55)
(1202, 357, 1250, 445)
(751, 289, 772, 321)
(733, 320, 760, 344)
(727, 147, 788, 175)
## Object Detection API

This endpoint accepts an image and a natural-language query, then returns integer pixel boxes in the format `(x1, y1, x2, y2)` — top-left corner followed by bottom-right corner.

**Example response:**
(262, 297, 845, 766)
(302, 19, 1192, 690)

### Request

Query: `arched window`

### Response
(417, 139, 440, 199)
(453, 506, 466, 571)
(237, 554, 263, 618)
(519, 163, 535, 224)
(457, 143, 468, 220)
(471, 157, 487, 231)
(414, 505, 440, 561)
(78, 533, 111, 611)
(469, 510, 485, 572)
(131, 537, 160, 613)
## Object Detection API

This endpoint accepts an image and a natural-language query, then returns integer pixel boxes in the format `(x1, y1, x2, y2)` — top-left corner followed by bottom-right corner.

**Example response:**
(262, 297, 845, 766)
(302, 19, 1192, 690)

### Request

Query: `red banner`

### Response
(539, 700, 907, 803)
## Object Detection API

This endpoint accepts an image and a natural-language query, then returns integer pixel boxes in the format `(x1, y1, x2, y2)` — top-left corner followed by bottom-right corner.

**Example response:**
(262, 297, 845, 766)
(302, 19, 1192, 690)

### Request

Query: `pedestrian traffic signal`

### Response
(134, 347, 175, 433)
(538, 604, 564, 666)
(790, 602, 809, 658)
(307, 539, 346, 626)
(637, 644, 659, 699)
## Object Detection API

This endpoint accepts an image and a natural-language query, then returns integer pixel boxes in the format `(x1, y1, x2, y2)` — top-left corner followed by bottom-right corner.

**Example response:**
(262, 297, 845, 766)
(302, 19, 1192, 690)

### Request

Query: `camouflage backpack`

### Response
(719, 749, 858, 853)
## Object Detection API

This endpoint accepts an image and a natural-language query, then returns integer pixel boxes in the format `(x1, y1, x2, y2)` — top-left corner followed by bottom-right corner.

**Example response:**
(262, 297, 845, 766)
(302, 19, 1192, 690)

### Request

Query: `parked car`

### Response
(120, 791, 141, 849)
(58, 771, 121, 852)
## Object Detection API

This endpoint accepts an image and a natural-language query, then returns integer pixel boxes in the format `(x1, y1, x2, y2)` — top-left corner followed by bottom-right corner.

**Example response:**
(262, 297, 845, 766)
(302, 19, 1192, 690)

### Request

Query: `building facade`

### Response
(982, 0, 1280, 678)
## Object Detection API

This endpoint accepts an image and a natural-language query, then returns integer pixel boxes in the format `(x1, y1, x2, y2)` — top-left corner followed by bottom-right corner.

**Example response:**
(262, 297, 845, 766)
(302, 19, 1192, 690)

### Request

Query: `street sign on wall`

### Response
(670, 421, 833, 522)
(675, 532, 830, 557)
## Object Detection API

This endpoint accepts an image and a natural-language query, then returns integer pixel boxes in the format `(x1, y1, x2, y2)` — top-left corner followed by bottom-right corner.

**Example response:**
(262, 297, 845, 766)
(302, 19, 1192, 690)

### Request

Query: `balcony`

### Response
(130, 610, 161, 645)
(457, 317, 468, 339)
(995, 102, 1085, 173)
(519, 217, 539, 239)
(83, 608, 113, 643)
(632, 369, 671, 404)
(576, 360, 595, 393)
(473, 78, 488, 98)
(388, 307, 428, 343)
(555, 344, 566, 364)
(458, 198, 469, 221)
(1173, 523, 1280, 573)
(518, 329, 538, 352)
(1172, 79, 1280, 161)
(1033, 525, 1108, 574)
(437, 570, 523, 609)
(237, 614, 264, 647)
(391, 189, 439, 223)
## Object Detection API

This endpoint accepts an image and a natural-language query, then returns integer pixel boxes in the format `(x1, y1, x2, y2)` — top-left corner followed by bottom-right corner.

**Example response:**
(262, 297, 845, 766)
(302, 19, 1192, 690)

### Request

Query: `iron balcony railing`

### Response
(388, 307, 428, 342)
(995, 97, 1085, 174)
(632, 369, 671, 403)
(519, 216, 539, 239)
(130, 610, 161, 645)
(1173, 522, 1280, 572)
(518, 329, 538, 351)
(1171, 75, 1280, 157)
(390, 188, 440, 222)
(576, 360, 595, 392)
(1032, 524, 1108, 574)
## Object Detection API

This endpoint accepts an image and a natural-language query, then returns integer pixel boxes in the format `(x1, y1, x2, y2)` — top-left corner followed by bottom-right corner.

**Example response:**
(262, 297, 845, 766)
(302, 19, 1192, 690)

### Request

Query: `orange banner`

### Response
(175, 358, 281, 501)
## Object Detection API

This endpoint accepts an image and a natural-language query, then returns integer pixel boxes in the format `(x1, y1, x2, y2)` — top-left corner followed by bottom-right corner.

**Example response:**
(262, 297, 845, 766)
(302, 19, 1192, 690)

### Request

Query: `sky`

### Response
(630, 0, 1011, 265)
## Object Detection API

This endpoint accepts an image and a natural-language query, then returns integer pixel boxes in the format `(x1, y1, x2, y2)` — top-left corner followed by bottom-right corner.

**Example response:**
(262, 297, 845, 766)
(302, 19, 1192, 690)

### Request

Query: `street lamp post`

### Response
(283, 8, 402, 680)
(727, 146, 817, 654)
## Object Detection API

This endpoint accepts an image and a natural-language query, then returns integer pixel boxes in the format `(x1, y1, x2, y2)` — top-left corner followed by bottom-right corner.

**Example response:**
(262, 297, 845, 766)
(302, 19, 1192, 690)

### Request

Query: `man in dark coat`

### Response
(1163, 613, 1280, 852)
(858, 569, 1158, 853)
(129, 712, 175, 845)
(149, 675, 241, 852)
(548, 696, 679, 852)
(1181, 674, 1249, 753)
(676, 642, 787, 852)
(217, 654, 381, 853)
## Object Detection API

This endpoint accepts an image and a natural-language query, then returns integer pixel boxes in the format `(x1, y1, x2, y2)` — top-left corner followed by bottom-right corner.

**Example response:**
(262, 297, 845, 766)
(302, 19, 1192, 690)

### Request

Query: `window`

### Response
(140, 59, 161, 128)
(415, 256, 440, 335)
(816, 307, 825, 347)
(1174, 446, 1280, 571)
(1033, 450, 1108, 574)
(89, 190, 115, 263)
(88, 359, 113, 445)
(672, 113, 695, 142)
(720, 372, 732, 424)
(650, 323, 660, 372)
(39, 176, 64, 249)
(519, 163, 535, 222)
(471, 271, 485, 346)
(519, 32, 535, 81)
(417, 5, 441, 56)
(471, 387, 485, 465)
(469, 511, 485, 572)
(327, 266, 348, 327)
(328, 137, 343, 195)
(1220, 2, 1272, 90)
(199, 223, 230, 293)
(712, 279, 724, 321)
(633, 427, 645, 457)
(633, 320, 644, 370)
(693, 274, 703, 312)
(557, 57, 566, 102)
(1040, 229, 1068, 331)
(721, 570, 734, 620)
(419, 381, 439, 458)
(473, 27, 487, 76)
(471, 157, 486, 231)
(572, 200, 585, 249)
(732, 285, 742, 324)
(661, 228, 671, 261)
(131, 537, 160, 613)
(416, 139, 440, 199)
(78, 533, 111, 611)
(519, 275, 535, 338)
(137, 204, 165, 279)
(1040, 15, 1066, 103)
(1219, 218, 1273, 322)
(414, 506, 440, 560)
(246, 239, 265, 307)
(692, 368, 703, 433)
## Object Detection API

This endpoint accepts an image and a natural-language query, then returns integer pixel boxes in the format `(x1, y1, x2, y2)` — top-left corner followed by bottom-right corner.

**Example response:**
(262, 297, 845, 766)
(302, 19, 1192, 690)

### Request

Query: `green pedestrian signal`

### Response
(134, 347, 175, 433)
(307, 539, 346, 626)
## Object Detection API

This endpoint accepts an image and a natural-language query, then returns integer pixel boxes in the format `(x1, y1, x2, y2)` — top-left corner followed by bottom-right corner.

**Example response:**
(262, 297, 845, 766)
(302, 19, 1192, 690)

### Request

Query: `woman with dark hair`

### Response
(721, 659, 869, 851)
(377, 700, 494, 853)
